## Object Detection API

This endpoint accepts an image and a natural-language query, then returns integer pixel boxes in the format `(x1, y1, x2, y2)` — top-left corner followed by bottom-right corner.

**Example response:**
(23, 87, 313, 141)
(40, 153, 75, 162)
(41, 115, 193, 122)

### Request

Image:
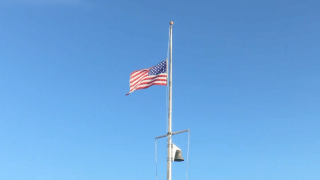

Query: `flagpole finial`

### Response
(170, 21, 174, 25)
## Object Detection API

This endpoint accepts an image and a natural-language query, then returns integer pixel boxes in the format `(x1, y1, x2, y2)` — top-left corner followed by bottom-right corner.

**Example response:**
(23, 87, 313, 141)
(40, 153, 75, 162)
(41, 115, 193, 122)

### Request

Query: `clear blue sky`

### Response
(1, 0, 319, 180)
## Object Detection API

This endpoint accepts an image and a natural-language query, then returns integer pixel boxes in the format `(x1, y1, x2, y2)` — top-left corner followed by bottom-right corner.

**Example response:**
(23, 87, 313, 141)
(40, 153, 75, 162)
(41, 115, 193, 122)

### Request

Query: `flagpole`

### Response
(167, 20, 174, 180)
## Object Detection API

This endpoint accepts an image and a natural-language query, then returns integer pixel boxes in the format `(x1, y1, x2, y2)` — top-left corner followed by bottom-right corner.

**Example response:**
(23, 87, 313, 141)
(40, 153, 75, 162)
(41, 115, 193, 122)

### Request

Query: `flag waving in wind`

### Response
(126, 60, 167, 95)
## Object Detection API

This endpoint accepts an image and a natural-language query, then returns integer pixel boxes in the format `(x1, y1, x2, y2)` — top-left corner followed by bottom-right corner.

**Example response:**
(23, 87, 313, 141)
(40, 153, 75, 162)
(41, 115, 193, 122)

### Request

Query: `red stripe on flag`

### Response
(130, 75, 167, 88)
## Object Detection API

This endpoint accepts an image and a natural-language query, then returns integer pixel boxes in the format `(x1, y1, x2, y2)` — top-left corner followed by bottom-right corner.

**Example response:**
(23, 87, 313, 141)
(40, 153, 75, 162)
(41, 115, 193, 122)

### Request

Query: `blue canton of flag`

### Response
(149, 60, 167, 75)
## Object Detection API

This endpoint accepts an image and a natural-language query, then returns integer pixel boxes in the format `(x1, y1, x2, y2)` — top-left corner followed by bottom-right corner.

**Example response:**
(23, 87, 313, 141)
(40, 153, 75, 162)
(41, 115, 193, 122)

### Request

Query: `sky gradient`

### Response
(0, 1, 319, 180)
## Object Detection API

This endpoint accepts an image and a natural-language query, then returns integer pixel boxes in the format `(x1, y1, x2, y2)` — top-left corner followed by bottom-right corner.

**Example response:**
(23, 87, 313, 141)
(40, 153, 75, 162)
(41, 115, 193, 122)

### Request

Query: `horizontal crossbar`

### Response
(155, 129, 190, 140)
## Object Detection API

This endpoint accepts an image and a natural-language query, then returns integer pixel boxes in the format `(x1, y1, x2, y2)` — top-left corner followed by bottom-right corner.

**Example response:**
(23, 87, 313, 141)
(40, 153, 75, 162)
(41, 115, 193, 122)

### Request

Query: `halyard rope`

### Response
(186, 131, 190, 180)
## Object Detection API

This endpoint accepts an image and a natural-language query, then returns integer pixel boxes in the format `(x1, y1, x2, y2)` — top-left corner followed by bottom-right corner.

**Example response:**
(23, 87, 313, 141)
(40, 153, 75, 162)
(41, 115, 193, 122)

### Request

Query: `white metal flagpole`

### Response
(167, 20, 174, 180)
(156, 21, 189, 180)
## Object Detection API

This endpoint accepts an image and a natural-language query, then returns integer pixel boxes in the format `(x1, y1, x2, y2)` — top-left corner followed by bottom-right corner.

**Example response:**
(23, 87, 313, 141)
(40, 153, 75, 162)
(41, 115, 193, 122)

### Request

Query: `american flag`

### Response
(126, 60, 167, 95)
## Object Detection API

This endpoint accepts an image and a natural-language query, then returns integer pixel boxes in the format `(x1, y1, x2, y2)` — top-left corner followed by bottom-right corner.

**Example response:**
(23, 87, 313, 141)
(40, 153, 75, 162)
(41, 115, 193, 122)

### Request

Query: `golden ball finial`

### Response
(170, 21, 174, 25)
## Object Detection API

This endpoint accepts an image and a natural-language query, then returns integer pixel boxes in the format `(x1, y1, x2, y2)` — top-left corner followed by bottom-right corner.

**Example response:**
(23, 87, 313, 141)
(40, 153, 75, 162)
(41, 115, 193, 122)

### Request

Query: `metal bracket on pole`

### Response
(155, 129, 190, 140)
